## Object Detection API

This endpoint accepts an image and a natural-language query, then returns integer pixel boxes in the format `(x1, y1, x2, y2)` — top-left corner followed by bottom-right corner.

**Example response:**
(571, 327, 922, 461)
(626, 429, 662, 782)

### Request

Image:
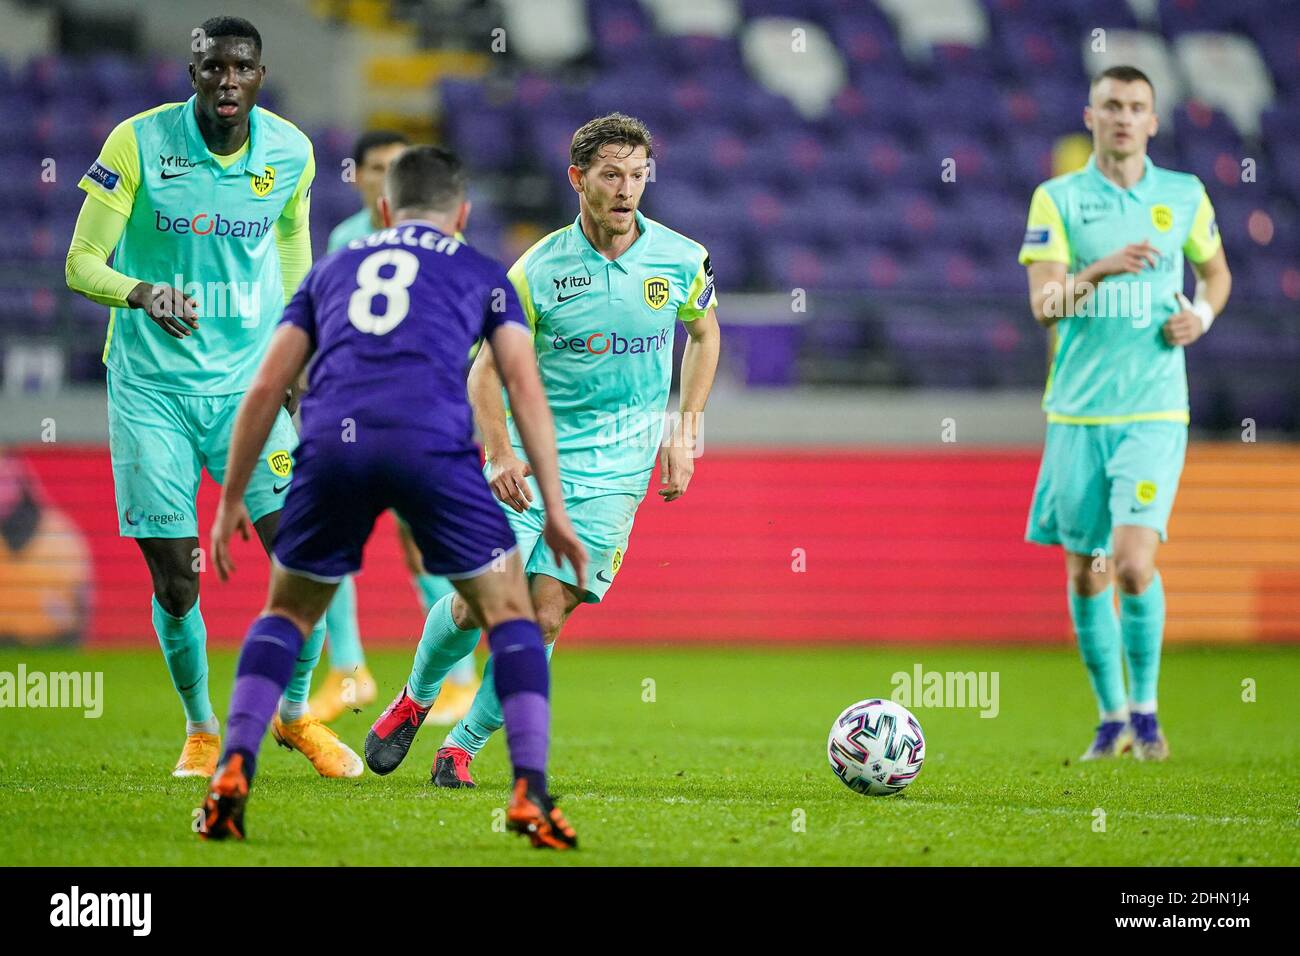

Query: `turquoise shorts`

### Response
(1026, 421, 1188, 556)
(106, 372, 300, 538)
(493, 468, 642, 604)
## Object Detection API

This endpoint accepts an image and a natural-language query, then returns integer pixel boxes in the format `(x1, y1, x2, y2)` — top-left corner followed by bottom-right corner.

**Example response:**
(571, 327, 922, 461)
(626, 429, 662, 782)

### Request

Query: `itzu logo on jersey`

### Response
(154, 209, 273, 239)
(550, 328, 670, 356)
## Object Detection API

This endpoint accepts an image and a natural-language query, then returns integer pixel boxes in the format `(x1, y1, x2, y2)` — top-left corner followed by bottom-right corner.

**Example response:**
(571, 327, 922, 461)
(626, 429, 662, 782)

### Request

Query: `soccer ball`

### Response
(827, 698, 926, 796)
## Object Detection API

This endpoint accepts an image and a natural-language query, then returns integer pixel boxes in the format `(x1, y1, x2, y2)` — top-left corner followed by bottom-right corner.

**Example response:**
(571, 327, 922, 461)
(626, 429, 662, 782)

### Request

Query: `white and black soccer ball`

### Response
(827, 698, 925, 796)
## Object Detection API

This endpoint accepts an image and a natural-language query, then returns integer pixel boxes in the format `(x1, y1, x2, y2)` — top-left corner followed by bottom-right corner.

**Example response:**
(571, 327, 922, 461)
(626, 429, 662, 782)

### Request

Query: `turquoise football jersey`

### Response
(327, 207, 375, 252)
(505, 210, 716, 493)
(78, 96, 315, 395)
(1018, 154, 1221, 424)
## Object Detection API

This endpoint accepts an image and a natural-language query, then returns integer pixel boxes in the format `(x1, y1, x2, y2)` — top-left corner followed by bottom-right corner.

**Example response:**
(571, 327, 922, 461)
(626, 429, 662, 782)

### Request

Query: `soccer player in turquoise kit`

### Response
(1019, 67, 1231, 761)
(64, 17, 360, 778)
(310, 130, 484, 726)
(365, 113, 722, 787)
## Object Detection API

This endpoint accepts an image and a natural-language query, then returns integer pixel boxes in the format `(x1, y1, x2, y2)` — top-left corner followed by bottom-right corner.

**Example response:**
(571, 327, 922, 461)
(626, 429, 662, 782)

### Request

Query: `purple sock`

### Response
(223, 614, 304, 781)
(487, 619, 550, 784)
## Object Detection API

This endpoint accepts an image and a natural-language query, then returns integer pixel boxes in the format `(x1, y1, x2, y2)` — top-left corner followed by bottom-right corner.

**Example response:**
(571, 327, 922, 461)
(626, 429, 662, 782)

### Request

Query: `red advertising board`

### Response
(10, 445, 1298, 645)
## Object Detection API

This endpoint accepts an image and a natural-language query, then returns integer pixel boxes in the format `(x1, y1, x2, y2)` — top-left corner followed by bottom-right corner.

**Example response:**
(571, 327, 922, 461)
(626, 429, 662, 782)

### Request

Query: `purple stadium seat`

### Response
(1158, 0, 1250, 36)
(1174, 100, 1242, 151)
(999, 80, 1084, 137)
(587, 0, 653, 67)
(998, 24, 1083, 83)
(825, 11, 905, 76)
(1002, 130, 1055, 192)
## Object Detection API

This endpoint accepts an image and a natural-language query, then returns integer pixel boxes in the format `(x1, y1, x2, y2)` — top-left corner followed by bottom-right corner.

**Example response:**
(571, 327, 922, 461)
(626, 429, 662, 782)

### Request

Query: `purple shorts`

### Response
(272, 433, 516, 582)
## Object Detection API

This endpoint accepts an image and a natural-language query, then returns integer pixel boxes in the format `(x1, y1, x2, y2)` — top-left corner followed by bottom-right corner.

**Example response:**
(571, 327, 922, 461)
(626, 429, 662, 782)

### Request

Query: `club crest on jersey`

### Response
(267, 450, 293, 478)
(643, 276, 670, 310)
(250, 165, 276, 198)
(1150, 204, 1173, 232)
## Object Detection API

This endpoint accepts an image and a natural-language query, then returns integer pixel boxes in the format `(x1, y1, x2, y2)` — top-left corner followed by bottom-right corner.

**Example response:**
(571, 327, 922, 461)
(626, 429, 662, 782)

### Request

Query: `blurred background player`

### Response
(308, 128, 482, 725)
(202, 145, 585, 847)
(64, 16, 358, 779)
(1019, 66, 1231, 761)
(364, 113, 721, 788)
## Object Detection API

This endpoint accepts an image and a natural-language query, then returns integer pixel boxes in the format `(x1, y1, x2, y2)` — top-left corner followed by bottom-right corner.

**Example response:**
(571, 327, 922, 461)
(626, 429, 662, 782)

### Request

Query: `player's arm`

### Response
(211, 276, 317, 580)
(468, 342, 534, 513)
(66, 126, 199, 337)
(661, 305, 720, 502)
(275, 147, 315, 411)
(660, 251, 720, 502)
(473, 255, 544, 512)
(1164, 190, 1231, 347)
(489, 323, 586, 588)
(1019, 185, 1158, 328)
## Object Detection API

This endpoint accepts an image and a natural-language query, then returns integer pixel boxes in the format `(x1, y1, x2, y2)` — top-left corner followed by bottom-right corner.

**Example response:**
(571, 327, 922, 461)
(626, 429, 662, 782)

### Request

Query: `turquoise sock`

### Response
(412, 575, 475, 684)
(325, 575, 364, 670)
(448, 642, 555, 755)
(282, 615, 327, 705)
(152, 595, 212, 724)
(408, 592, 480, 704)
(1067, 586, 1127, 717)
(1119, 570, 1165, 709)
(447, 652, 478, 684)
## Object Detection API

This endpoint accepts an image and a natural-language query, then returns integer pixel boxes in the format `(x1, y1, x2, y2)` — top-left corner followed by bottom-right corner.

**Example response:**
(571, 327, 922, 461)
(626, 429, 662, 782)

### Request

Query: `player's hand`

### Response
(487, 452, 534, 513)
(1163, 293, 1206, 347)
(542, 512, 587, 591)
(127, 281, 200, 339)
(1092, 241, 1160, 278)
(658, 443, 695, 502)
(210, 497, 253, 582)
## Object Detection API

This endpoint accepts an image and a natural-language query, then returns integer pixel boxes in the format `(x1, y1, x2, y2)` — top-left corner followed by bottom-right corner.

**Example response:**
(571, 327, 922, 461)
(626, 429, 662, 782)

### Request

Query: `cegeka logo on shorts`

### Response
(50, 886, 151, 936)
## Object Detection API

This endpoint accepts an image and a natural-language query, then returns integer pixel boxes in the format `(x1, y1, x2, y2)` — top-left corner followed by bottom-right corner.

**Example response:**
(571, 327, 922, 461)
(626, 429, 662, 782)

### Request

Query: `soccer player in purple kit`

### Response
(199, 146, 586, 849)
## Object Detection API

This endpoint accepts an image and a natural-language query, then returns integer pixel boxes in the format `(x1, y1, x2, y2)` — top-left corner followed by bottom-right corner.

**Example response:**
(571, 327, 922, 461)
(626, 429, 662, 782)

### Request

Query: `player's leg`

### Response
(1112, 525, 1167, 757)
(137, 536, 221, 775)
(1027, 423, 1129, 759)
(309, 575, 377, 722)
(398, 518, 478, 723)
(437, 488, 638, 785)
(1063, 550, 1130, 759)
(243, 506, 361, 778)
(200, 566, 340, 840)
(1106, 421, 1187, 761)
(450, 554, 576, 849)
(366, 492, 543, 774)
(205, 401, 355, 775)
(436, 575, 574, 786)
(107, 373, 216, 775)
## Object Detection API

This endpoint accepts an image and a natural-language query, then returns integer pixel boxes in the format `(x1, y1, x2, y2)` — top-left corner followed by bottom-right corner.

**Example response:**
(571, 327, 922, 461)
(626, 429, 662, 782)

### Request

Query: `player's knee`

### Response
(450, 593, 480, 630)
(1069, 565, 1109, 597)
(535, 601, 569, 643)
(154, 573, 198, 617)
(1114, 556, 1154, 595)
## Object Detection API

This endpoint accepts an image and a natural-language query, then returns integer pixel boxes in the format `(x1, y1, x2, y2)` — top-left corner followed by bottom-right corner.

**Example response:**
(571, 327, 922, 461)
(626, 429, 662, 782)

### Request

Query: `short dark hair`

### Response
(196, 16, 263, 57)
(1091, 65, 1155, 102)
(385, 145, 466, 213)
(353, 130, 409, 167)
(570, 113, 653, 171)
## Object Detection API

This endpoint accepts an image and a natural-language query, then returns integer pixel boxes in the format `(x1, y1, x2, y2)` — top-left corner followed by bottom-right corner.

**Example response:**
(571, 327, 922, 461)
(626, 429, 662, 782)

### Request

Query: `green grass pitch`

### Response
(0, 645, 1296, 866)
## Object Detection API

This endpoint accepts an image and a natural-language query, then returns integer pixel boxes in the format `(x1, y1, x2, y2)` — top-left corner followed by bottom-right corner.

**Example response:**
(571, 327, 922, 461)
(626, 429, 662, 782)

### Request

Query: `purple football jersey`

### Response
(279, 220, 527, 449)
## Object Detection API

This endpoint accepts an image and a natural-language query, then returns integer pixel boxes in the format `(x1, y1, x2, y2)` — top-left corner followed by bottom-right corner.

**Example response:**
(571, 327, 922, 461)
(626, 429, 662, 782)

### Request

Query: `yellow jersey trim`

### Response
(1046, 410, 1190, 425)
